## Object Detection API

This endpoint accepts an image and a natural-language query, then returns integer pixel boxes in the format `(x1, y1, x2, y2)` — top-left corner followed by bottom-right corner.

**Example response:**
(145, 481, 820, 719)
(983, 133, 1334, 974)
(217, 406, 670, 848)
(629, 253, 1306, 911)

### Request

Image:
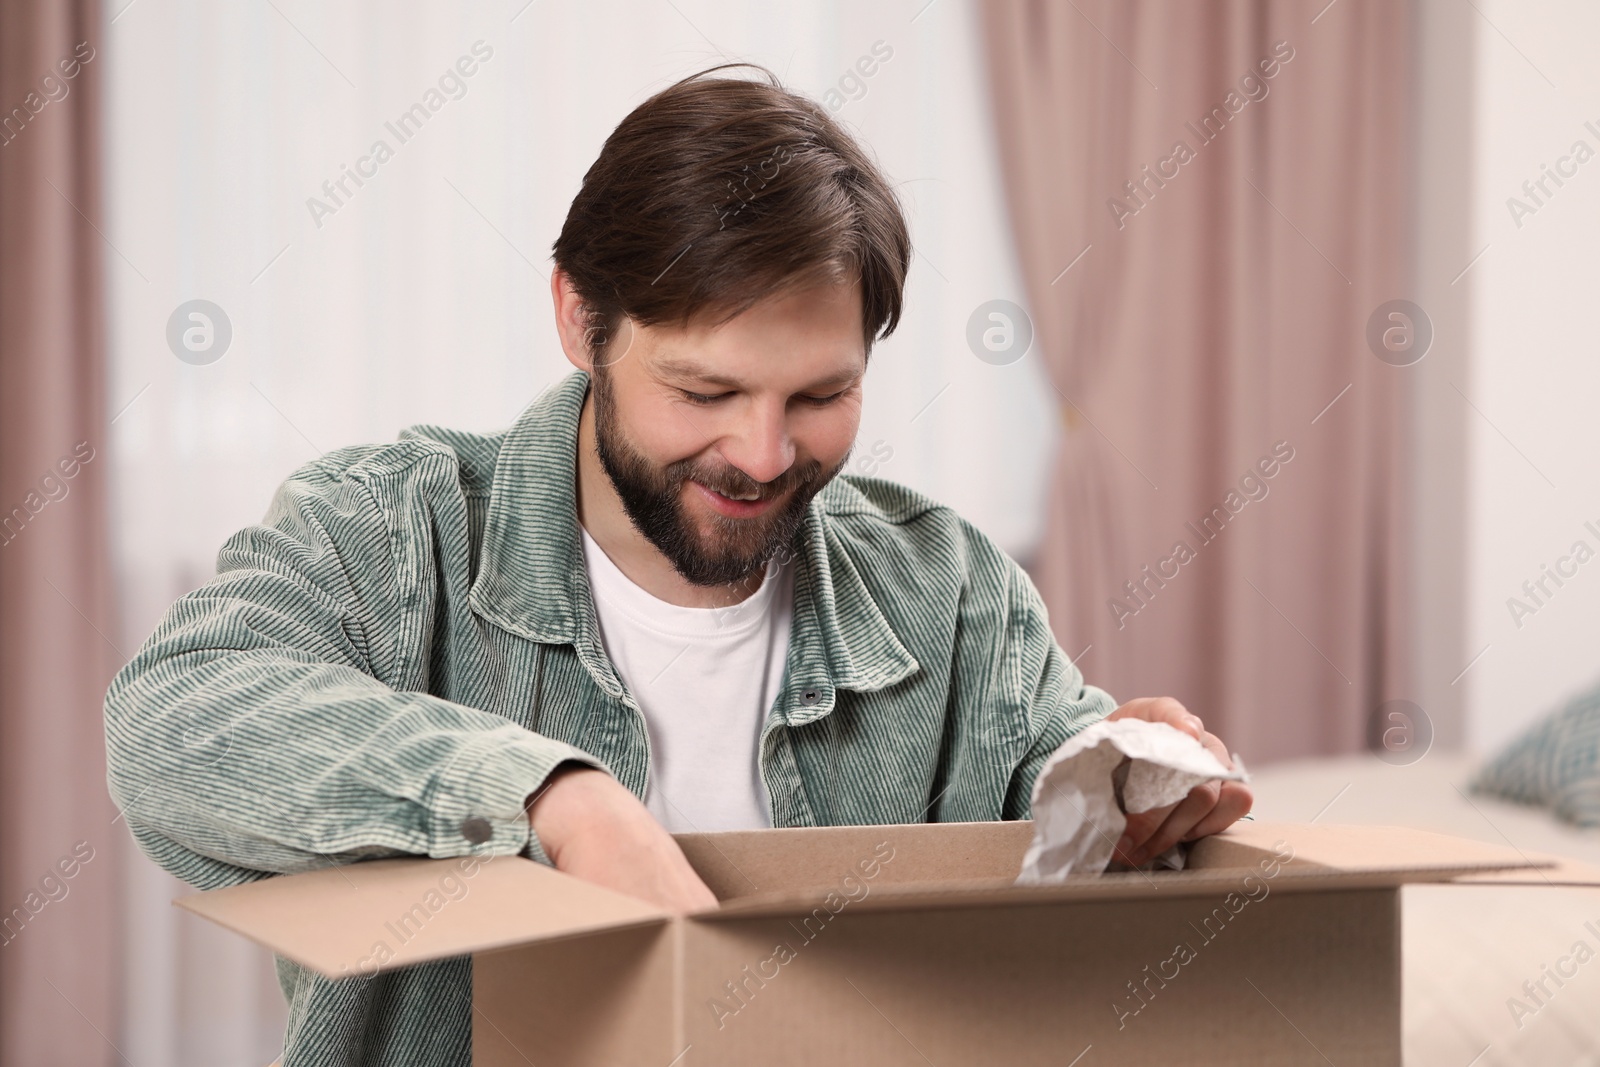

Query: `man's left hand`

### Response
(1105, 697, 1253, 867)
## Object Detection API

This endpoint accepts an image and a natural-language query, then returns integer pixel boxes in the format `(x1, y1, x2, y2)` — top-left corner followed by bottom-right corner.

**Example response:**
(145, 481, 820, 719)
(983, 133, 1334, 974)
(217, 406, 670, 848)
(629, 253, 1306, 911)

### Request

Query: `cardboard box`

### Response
(178, 820, 1600, 1066)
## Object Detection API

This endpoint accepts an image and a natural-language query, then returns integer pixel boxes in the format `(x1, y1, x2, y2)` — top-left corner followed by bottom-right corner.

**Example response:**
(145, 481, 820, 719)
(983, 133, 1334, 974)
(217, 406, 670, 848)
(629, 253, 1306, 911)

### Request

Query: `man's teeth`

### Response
(696, 480, 763, 502)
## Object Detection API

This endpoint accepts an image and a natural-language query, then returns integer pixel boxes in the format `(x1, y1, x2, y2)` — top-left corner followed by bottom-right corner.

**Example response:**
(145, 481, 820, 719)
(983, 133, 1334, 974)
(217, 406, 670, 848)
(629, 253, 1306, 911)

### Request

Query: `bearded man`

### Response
(105, 65, 1249, 1067)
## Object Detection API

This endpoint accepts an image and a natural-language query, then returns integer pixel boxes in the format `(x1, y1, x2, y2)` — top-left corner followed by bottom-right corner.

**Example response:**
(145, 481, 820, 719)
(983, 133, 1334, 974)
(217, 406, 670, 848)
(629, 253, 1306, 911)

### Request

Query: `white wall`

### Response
(102, 1, 1052, 1062)
(1464, 0, 1600, 753)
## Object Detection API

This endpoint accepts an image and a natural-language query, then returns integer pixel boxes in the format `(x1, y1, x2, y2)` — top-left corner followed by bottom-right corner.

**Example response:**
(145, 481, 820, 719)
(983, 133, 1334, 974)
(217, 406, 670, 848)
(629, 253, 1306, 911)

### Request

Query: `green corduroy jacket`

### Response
(103, 370, 1116, 1066)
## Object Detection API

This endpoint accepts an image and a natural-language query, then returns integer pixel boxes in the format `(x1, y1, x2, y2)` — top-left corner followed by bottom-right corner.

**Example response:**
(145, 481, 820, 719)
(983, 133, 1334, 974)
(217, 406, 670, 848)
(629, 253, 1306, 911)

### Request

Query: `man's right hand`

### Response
(525, 765, 717, 914)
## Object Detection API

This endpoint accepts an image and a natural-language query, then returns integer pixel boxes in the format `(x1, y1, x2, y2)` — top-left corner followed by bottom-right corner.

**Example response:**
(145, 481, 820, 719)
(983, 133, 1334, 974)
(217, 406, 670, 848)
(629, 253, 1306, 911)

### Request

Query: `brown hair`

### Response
(552, 63, 910, 362)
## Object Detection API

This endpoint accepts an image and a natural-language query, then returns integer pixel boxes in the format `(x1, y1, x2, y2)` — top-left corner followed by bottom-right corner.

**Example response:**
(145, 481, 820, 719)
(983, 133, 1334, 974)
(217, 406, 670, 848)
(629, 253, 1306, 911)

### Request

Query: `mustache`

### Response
(674, 456, 824, 501)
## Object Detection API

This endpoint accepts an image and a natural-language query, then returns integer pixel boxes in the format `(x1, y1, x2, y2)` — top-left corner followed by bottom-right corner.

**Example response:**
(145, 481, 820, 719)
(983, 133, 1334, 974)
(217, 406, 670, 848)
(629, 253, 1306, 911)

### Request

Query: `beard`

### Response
(590, 369, 848, 587)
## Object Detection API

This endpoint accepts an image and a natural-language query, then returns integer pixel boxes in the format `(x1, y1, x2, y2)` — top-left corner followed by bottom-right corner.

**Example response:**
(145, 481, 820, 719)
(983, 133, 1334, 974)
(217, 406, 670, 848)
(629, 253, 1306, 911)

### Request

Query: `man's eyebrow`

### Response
(800, 366, 867, 389)
(654, 359, 742, 387)
(654, 358, 864, 391)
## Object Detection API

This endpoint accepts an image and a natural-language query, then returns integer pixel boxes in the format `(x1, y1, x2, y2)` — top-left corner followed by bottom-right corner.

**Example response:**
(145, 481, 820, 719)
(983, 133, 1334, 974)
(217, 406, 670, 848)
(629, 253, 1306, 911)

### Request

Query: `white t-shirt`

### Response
(578, 526, 793, 833)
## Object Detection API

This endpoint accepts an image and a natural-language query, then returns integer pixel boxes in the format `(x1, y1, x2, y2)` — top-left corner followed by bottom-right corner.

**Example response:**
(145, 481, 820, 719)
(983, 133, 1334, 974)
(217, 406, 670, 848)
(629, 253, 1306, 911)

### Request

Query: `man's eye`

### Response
(682, 391, 728, 405)
(801, 391, 845, 406)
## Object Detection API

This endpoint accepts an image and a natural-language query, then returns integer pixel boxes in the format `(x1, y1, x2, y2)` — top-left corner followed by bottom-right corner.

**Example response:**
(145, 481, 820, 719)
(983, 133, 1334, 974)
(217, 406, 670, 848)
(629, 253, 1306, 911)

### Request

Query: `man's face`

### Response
(589, 279, 866, 587)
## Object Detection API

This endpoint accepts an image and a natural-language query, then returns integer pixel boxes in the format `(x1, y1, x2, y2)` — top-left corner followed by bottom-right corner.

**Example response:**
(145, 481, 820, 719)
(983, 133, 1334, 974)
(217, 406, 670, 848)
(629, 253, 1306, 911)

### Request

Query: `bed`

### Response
(1248, 751, 1600, 1067)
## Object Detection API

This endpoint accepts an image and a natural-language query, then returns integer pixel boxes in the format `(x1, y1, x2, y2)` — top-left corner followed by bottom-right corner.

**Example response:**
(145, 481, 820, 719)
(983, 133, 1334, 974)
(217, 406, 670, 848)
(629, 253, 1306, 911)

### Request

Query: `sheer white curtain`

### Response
(103, 1, 1053, 1061)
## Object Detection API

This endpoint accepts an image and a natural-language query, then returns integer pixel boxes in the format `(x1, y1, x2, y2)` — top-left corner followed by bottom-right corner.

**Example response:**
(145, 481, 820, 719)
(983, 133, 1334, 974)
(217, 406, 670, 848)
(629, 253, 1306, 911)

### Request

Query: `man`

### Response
(105, 65, 1249, 1066)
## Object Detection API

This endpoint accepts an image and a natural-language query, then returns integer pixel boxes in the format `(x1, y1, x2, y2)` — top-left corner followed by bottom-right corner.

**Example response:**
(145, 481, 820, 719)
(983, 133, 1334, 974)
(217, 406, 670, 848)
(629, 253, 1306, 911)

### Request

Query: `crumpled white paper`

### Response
(1017, 718, 1250, 884)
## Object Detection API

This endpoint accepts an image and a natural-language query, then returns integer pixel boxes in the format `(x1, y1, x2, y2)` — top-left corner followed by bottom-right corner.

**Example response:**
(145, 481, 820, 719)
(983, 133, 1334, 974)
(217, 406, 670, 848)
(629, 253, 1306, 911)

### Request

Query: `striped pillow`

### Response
(1471, 677, 1600, 828)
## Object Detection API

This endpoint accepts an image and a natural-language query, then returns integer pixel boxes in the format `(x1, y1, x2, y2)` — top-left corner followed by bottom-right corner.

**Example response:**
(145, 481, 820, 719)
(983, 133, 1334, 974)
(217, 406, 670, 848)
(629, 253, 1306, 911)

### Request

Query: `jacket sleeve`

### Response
(964, 530, 1115, 820)
(1002, 646, 1117, 819)
(104, 455, 602, 891)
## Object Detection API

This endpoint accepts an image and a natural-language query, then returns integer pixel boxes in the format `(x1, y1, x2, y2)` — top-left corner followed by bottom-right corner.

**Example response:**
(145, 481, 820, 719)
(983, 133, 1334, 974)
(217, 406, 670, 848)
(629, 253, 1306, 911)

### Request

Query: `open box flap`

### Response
(673, 820, 1035, 897)
(1197, 820, 1549, 871)
(688, 821, 1552, 921)
(693, 864, 1541, 920)
(1208, 822, 1598, 885)
(174, 822, 1580, 975)
(174, 853, 669, 980)
(1444, 850, 1600, 886)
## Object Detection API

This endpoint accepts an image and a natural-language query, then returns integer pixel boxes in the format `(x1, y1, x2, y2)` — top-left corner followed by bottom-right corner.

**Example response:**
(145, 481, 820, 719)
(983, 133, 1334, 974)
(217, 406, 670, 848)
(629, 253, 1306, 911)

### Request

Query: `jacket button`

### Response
(800, 688, 822, 706)
(460, 816, 493, 844)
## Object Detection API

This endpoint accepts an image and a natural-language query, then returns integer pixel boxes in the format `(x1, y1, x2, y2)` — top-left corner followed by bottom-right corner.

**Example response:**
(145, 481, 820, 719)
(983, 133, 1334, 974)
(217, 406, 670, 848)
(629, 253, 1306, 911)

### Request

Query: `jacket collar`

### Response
(469, 371, 918, 720)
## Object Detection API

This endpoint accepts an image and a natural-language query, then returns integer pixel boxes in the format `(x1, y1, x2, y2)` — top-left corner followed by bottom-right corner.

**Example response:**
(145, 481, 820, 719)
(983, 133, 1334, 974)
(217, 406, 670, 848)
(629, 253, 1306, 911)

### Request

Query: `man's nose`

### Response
(719, 400, 795, 486)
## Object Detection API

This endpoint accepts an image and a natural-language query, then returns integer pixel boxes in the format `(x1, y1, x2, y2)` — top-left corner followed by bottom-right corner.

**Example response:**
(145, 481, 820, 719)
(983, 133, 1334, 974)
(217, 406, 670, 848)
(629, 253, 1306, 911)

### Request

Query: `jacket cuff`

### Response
(426, 724, 607, 862)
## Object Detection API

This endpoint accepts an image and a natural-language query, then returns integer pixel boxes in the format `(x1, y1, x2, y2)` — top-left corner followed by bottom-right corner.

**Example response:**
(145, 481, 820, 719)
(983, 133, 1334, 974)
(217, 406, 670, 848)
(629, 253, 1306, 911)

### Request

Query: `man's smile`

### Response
(690, 478, 782, 518)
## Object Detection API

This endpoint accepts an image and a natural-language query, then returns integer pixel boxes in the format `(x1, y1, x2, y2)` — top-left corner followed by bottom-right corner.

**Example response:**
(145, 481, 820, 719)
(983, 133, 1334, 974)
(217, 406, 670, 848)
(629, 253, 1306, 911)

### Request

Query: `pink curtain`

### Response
(979, 0, 1415, 762)
(0, 0, 117, 1062)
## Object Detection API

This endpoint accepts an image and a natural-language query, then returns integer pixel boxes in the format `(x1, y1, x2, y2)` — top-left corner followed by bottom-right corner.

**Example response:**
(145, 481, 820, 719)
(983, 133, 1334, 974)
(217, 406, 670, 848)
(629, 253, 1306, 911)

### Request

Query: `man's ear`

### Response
(551, 269, 595, 373)
(551, 269, 634, 372)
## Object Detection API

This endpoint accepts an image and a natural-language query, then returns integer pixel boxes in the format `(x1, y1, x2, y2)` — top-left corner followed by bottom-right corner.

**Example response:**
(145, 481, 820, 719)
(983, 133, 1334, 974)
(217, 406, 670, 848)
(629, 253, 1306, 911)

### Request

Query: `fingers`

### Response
(1181, 780, 1254, 842)
(1107, 698, 1235, 773)
(1115, 777, 1254, 867)
(532, 769, 720, 914)
(1173, 731, 1250, 841)
(1100, 698, 1251, 865)
(1128, 781, 1220, 865)
(663, 867, 719, 914)
(1113, 802, 1175, 866)
(1198, 729, 1235, 771)
(1107, 696, 1205, 743)
(666, 850, 719, 913)
(643, 824, 719, 914)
